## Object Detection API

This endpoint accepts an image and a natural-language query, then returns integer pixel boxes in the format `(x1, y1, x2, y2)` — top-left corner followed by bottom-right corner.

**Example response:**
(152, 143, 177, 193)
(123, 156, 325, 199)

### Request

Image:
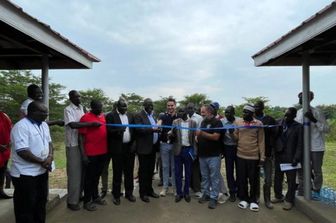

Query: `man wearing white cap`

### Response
(234, 104, 265, 212)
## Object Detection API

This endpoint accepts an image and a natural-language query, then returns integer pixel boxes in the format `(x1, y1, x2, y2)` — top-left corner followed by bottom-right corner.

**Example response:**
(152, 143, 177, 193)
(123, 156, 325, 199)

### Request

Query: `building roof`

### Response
(252, 1, 336, 66)
(0, 0, 100, 69)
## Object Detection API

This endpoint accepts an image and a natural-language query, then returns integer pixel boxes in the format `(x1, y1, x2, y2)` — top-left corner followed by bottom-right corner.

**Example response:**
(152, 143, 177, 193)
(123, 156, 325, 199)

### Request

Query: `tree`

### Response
(79, 88, 114, 112)
(120, 93, 144, 113)
(179, 93, 211, 113)
(0, 70, 66, 123)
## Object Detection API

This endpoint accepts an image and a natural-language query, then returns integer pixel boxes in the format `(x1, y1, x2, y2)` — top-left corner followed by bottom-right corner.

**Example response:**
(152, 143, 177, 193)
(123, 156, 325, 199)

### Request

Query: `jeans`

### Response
(199, 156, 221, 200)
(160, 142, 175, 188)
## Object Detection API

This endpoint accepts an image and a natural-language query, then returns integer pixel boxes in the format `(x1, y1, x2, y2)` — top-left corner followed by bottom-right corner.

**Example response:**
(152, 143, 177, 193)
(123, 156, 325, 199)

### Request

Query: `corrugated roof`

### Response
(252, 1, 336, 59)
(6, 0, 100, 62)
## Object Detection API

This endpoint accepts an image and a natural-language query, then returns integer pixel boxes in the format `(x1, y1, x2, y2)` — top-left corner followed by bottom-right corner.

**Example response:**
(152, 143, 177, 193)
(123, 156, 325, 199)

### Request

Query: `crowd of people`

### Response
(0, 84, 330, 222)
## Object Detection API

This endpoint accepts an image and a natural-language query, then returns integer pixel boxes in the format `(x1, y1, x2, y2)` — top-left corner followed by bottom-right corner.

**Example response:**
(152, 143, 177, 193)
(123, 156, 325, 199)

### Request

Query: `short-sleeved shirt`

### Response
(198, 117, 223, 157)
(20, 98, 34, 116)
(0, 112, 12, 167)
(79, 112, 107, 156)
(64, 103, 85, 147)
(10, 118, 51, 177)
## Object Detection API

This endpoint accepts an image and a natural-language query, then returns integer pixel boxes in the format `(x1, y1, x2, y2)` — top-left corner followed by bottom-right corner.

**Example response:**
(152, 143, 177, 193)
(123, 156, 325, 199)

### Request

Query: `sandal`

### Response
(250, 202, 259, 212)
(238, 200, 248, 209)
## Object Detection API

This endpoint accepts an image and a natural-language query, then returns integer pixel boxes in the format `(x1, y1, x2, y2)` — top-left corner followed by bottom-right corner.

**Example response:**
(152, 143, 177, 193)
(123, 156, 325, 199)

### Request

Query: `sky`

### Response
(13, 0, 336, 107)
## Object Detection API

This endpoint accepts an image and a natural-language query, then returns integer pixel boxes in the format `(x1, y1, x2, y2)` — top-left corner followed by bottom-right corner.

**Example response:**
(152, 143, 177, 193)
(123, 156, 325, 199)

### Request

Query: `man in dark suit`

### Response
(106, 98, 136, 205)
(134, 98, 160, 202)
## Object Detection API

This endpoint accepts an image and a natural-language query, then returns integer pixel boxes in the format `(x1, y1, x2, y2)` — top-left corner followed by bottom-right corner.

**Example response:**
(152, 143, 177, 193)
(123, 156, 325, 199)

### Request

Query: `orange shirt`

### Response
(79, 112, 107, 156)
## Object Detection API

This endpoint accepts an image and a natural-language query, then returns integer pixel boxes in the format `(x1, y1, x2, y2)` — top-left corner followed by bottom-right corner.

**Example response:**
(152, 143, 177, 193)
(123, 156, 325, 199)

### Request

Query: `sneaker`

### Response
(194, 191, 203, 198)
(271, 196, 284, 204)
(311, 191, 321, 201)
(84, 202, 97, 211)
(217, 193, 228, 204)
(160, 188, 168, 197)
(229, 194, 236, 202)
(283, 201, 293, 210)
(199, 194, 210, 204)
(208, 199, 217, 209)
(67, 203, 81, 211)
(94, 197, 107, 205)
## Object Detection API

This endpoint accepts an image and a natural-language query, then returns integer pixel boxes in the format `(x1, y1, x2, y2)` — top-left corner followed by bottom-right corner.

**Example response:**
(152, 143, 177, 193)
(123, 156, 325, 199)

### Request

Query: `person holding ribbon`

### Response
(170, 107, 197, 203)
(134, 98, 160, 203)
(106, 98, 136, 205)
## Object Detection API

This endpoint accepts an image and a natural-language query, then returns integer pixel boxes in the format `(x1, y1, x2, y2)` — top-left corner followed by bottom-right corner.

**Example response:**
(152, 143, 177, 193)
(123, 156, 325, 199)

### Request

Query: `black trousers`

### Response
(12, 172, 48, 223)
(224, 145, 238, 194)
(112, 144, 135, 198)
(190, 157, 202, 192)
(138, 150, 156, 197)
(237, 157, 259, 203)
(84, 154, 107, 203)
(274, 158, 297, 203)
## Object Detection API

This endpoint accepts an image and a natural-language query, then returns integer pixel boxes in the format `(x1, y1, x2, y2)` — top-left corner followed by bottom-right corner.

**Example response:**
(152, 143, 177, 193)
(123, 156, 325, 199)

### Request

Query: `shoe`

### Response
(311, 191, 321, 201)
(140, 195, 150, 203)
(100, 190, 107, 199)
(67, 203, 81, 211)
(184, 195, 191, 203)
(271, 196, 284, 204)
(250, 202, 259, 212)
(112, 197, 121, 205)
(125, 195, 136, 202)
(175, 195, 182, 203)
(148, 192, 159, 198)
(208, 199, 217, 209)
(265, 201, 273, 209)
(160, 188, 168, 197)
(229, 194, 236, 202)
(0, 191, 12, 199)
(238, 200, 248, 209)
(194, 191, 203, 198)
(217, 193, 228, 204)
(84, 202, 97, 211)
(283, 201, 293, 211)
(94, 197, 107, 205)
(198, 194, 210, 204)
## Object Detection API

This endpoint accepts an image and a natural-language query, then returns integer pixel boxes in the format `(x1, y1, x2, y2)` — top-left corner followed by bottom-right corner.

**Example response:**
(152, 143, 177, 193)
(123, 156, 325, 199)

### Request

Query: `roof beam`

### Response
(0, 1, 94, 68)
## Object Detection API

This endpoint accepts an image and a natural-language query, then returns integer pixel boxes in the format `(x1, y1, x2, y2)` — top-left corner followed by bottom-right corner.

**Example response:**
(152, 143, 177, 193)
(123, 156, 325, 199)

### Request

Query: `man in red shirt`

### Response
(79, 100, 108, 211)
(0, 111, 12, 199)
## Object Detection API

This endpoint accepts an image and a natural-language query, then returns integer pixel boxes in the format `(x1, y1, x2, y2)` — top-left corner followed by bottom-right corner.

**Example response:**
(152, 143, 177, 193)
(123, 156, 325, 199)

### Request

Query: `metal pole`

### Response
(302, 52, 311, 200)
(41, 55, 49, 112)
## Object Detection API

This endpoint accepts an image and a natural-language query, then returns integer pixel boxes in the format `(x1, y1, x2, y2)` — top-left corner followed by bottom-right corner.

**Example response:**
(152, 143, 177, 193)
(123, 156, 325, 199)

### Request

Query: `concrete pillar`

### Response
(302, 52, 311, 200)
(41, 55, 49, 112)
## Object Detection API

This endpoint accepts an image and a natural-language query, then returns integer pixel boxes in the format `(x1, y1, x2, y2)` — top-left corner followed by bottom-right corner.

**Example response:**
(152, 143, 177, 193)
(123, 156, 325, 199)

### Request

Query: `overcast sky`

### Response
(14, 0, 336, 107)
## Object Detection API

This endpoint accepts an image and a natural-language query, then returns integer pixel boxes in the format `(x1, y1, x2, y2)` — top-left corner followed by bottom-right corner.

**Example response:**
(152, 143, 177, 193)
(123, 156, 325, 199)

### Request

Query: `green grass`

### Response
(323, 141, 336, 189)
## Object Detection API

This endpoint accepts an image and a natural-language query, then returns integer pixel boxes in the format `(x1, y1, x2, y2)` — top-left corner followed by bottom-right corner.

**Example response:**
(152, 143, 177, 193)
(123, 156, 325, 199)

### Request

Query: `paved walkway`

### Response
(47, 181, 314, 223)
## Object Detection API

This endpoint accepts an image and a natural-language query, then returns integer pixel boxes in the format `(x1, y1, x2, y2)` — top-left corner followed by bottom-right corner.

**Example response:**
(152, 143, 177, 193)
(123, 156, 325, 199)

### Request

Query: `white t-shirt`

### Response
(64, 103, 85, 147)
(20, 98, 34, 116)
(10, 118, 51, 177)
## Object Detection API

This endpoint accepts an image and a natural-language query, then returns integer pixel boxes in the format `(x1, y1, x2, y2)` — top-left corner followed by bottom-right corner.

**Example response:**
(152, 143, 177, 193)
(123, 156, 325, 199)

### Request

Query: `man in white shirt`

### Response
(295, 91, 329, 198)
(10, 101, 53, 223)
(20, 84, 43, 118)
(64, 90, 101, 211)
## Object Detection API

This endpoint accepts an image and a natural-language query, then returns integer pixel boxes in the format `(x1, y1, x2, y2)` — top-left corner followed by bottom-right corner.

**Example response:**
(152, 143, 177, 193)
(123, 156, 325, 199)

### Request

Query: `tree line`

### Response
(1, 70, 335, 142)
